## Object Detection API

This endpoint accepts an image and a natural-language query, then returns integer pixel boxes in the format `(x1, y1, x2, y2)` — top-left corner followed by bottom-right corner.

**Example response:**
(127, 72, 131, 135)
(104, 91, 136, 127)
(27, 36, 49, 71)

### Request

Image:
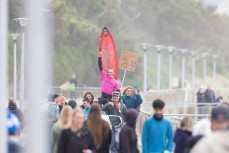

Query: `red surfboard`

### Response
(99, 27, 118, 80)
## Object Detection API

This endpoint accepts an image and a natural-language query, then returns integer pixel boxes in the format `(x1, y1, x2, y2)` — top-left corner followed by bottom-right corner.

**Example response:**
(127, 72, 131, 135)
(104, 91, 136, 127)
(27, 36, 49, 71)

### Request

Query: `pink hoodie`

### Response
(100, 70, 119, 95)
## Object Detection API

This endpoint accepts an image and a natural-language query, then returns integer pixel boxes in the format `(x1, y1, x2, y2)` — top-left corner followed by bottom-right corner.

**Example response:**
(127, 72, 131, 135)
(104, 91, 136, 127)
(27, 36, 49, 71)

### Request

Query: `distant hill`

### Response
(8, 0, 229, 91)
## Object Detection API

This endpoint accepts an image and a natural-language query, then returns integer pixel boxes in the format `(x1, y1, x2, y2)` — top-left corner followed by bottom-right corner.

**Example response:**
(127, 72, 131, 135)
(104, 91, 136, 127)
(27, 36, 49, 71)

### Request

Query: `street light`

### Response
(180, 49, 188, 89)
(0, 0, 9, 152)
(141, 43, 151, 93)
(191, 50, 198, 88)
(212, 54, 218, 88)
(202, 52, 208, 84)
(11, 33, 20, 99)
(14, 17, 29, 109)
(155, 45, 165, 91)
(166, 46, 175, 90)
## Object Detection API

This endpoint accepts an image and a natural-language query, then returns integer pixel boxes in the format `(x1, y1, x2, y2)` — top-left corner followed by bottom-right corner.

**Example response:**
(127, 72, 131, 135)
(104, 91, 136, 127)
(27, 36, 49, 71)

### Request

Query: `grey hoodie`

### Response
(191, 130, 229, 153)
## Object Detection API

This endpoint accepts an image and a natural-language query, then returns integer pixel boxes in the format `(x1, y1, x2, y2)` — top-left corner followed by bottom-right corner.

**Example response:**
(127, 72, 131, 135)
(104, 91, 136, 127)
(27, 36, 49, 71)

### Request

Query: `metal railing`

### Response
(141, 102, 219, 115)
(47, 86, 101, 99)
(136, 109, 211, 135)
(144, 88, 229, 103)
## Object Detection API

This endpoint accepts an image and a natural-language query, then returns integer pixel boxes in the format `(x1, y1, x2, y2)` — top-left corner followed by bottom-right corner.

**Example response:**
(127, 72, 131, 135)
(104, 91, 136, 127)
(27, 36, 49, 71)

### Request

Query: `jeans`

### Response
(110, 127, 121, 153)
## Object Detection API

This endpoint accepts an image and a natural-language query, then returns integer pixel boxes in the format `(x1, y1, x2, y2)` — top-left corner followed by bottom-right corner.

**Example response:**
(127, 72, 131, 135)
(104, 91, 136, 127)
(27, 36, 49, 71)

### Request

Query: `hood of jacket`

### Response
(124, 109, 138, 127)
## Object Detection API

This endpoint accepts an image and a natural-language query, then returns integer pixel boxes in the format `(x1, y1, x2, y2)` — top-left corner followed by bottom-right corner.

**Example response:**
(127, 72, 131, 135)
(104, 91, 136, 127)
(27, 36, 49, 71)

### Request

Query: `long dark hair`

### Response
(85, 103, 110, 149)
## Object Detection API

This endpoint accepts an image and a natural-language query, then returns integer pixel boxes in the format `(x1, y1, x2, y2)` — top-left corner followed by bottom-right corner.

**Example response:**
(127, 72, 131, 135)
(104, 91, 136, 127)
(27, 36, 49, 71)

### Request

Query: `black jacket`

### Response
(204, 89, 215, 103)
(8, 104, 25, 129)
(196, 92, 205, 103)
(119, 109, 139, 153)
(184, 135, 204, 153)
(174, 129, 192, 153)
(57, 127, 95, 153)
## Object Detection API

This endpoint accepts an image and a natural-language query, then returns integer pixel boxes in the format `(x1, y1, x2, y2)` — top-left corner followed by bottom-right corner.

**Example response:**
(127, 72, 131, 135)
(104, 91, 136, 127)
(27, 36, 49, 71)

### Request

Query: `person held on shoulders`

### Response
(98, 52, 119, 105)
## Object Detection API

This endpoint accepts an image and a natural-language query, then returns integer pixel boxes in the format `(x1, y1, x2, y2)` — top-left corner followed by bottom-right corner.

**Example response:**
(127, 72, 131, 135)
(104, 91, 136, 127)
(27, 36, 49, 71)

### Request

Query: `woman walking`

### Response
(85, 103, 111, 153)
(51, 105, 73, 153)
(57, 108, 95, 153)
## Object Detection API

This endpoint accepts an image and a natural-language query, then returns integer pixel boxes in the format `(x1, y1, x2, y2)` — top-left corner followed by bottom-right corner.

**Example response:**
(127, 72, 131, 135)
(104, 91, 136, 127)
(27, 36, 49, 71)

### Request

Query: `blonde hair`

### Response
(57, 105, 73, 129)
(122, 86, 133, 95)
(181, 116, 193, 129)
(72, 107, 84, 117)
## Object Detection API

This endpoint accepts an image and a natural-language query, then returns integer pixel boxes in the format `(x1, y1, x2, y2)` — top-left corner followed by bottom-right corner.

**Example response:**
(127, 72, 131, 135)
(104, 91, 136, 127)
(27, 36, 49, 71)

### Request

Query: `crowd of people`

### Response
(5, 52, 229, 153)
(48, 86, 142, 153)
(7, 92, 229, 153)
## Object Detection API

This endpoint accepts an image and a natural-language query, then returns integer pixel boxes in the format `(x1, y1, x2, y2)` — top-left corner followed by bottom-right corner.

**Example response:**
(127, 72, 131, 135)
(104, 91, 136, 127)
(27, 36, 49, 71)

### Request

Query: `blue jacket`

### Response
(142, 117, 173, 153)
(48, 102, 59, 123)
(121, 94, 143, 109)
(84, 107, 91, 118)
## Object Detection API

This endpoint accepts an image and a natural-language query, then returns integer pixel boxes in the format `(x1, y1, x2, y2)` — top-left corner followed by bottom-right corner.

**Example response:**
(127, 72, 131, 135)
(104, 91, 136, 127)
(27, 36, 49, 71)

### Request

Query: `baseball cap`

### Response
(211, 105, 229, 123)
(112, 90, 120, 96)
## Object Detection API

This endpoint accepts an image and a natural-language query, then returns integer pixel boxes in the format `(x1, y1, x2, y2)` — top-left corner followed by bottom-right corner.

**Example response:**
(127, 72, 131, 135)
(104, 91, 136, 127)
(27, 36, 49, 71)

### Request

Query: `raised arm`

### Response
(98, 52, 103, 71)
(134, 94, 143, 108)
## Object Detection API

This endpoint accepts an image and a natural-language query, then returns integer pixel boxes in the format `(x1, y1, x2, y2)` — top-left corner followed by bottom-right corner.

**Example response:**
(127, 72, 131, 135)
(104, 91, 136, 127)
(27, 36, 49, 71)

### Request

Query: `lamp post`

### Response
(166, 46, 175, 90)
(191, 50, 198, 88)
(11, 33, 20, 99)
(155, 45, 165, 91)
(180, 49, 188, 89)
(212, 54, 218, 88)
(141, 43, 151, 93)
(14, 17, 29, 109)
(0, 0, 9, 152)
(202, 52, 208, 84)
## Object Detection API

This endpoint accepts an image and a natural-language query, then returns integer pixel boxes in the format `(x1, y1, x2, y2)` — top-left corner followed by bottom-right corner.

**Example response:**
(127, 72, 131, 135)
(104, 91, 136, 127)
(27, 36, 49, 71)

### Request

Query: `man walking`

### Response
(142, 99, 173, 153)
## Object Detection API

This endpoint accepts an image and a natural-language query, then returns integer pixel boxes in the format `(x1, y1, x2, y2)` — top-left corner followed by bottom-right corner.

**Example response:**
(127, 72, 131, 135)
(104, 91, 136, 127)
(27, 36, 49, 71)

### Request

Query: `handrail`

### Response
(139, 109, 211, 117)
(141, 102, 219, 106)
